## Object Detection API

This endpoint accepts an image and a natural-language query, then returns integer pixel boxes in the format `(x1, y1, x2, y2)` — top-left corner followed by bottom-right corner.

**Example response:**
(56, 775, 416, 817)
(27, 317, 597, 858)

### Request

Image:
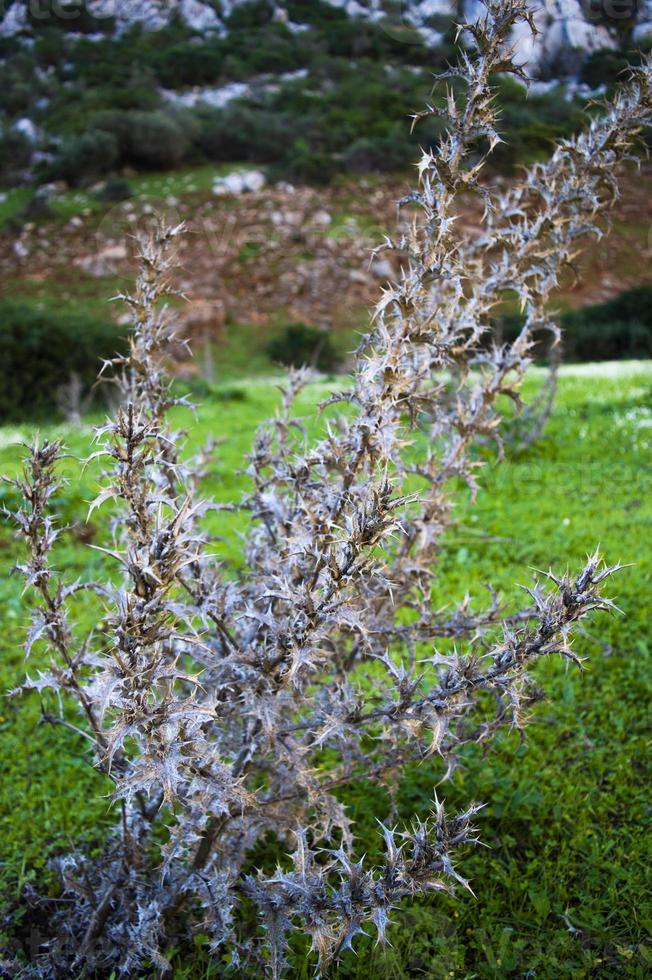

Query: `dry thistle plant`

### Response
(5, 3, 652, 976)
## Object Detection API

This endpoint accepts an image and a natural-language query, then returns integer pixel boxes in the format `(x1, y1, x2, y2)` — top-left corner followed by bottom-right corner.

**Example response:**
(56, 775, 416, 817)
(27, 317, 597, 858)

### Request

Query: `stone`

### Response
(13, 118, 38, 143)
(213, 170, 266, 196)
(313, 210, 332, 227)
(74, 243, 128, 277)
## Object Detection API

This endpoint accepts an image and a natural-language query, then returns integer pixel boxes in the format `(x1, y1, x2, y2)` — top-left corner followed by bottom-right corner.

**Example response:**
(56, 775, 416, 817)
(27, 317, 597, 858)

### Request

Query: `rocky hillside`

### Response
(4, 163, 651, 349)
(1, 0, 651, 77)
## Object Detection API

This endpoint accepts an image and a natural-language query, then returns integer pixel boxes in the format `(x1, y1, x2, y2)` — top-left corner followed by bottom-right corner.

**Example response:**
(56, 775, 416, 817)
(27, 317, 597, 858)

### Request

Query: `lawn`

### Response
(0, 163, 251, 231)
(0, 362, 651, 978)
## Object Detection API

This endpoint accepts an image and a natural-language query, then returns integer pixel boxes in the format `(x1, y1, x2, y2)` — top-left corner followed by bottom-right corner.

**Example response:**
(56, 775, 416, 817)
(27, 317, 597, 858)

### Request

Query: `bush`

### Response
(496, 285, 652, 361)
(197, 105, 294, 165)
(266, 322, 340, 372)
(561, 286, 652, 360)
(48, 129, 118, 185)
(0, 129, 31, 185)
(95, 176, 132, 203)
(150, 40, 223, 88)
(581, 48, 634, 90)
(342, 132, 417, 173)
(490, 77, 587, 169)
(283, 138, 337, 184)
(91, 109, 193, 171)
(0, 300, 126, 420)
(123, 110, 191, 170)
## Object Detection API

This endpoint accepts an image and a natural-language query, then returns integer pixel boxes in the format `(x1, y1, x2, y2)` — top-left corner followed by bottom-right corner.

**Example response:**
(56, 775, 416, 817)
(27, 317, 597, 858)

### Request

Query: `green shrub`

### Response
(150, 41, 223, 88)
(491, 77, 587, 169)
(197, 105, 293, 165)
(0, 72, 32, 116)
(0, 300, 126, 420)
(283, 138, 336, 184)
(561, 286, 652, 361)
(581, 48, 634, 90)
(342, 132, 420, 173)
(0, 129, 32, 185)
(265, 322, 340, 372)
(95, 176, 132, 203)
(123, 110, 191, 169)
(224, 0, 275, 30)
(48, 129, 118, 185)
(92, 109, 194, 170)
(496, 285, 652, 362)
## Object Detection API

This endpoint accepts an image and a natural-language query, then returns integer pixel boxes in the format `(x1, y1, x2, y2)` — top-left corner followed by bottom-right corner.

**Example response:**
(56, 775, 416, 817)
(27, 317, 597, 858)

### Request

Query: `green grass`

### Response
(0, 163, 250, 231)
(1, 363, 651, 977)
(0, 186, 32, 228)
(0, 280, 361, 381)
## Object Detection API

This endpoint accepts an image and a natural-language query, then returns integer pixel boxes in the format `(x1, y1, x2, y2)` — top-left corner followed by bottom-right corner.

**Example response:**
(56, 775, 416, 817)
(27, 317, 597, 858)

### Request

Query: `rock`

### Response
(178, 0, 220, 31)
(74, 243, 128, 277)
(313, 210, 332, 227)
(271, 209, 303, 227)
(242, 170, 266, 193)
(0, 2, 28, 36)
(40, 181, 68, 196)
(213, 170, 267, 196)
(162, 81, 250, 110)
(13, 117, 38, 143)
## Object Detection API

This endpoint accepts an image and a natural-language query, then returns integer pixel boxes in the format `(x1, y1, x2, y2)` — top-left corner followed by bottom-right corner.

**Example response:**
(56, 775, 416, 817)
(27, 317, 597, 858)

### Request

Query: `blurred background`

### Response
(1, 0, 652, 420)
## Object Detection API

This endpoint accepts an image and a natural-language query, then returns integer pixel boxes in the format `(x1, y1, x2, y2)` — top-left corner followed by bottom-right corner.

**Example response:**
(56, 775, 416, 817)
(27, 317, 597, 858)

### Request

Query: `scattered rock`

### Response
(271, 210, 302, 227)
(163, 81, 250, 110)
(312, 210, 332, 227)
(13, 117, 38, 143)
(40, 181, 68, 197)
(74, 243, 128, 277)
(213, 170, 267, 196)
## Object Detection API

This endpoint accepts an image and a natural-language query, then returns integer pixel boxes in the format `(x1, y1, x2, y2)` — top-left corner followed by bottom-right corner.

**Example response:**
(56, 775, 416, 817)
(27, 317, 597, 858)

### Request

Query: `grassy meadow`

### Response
(0, 362, 651, 977)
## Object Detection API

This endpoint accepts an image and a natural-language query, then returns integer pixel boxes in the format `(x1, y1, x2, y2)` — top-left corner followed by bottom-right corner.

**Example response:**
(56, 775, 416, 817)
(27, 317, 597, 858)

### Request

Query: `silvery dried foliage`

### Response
(4, 3, 651, 976)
